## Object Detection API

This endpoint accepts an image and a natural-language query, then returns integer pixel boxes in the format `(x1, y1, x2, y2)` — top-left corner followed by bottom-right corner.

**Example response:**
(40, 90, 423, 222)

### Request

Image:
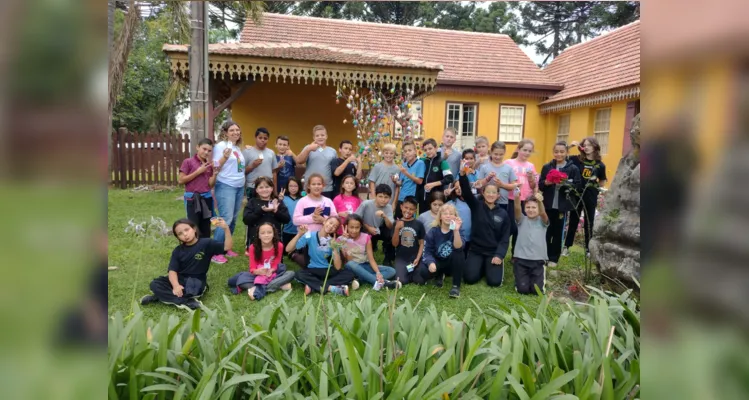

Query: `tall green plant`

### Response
(109, 288, 639, 399)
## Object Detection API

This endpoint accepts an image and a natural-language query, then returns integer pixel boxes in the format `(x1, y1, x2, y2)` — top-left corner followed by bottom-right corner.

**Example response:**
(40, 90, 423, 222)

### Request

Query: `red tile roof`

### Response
(163, 42, 444, 70)
(541, 21, 640, 104)
(238, 13, 560, 89)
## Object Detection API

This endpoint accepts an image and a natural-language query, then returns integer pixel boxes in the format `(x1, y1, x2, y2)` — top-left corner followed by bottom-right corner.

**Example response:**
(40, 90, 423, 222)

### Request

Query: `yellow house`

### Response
(540, 21, 640, 182)
(163, 13, 639, 174)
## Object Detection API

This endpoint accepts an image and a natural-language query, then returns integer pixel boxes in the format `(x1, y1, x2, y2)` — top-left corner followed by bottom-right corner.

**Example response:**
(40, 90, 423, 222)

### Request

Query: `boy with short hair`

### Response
(355, 184, 396, 266)
(367, 143, 400, 204)
(461, 148, 480, 197)
(295, 125, 338, 198)
(274, 135, 297, 193)
(439, 127, 462, 177)
(242, 127, 278, 199)
(393, 141, 425, 219)
(417, 138, 453, 213)
(391, 196, 426, 284)
(474, 136, 490, 169)
(331, 140, 363, 195)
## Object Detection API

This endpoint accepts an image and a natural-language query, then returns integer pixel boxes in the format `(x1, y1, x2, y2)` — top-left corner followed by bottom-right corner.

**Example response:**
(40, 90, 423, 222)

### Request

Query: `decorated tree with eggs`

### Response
(335, 84, 425, 168)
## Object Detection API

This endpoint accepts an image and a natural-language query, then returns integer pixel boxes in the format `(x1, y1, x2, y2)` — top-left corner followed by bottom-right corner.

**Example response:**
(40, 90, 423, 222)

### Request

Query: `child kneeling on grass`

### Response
(227, 223, 295, 301)
(340, 214, 400, 290)
(141, 218, 232, 310)
(513, 191, 550, 295)
(288, 217, 355, 296)
(421, 204, 465, 298)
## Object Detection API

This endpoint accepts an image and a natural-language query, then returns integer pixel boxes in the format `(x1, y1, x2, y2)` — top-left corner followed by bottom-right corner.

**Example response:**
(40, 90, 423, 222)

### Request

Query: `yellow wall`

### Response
(232, 81, 353, 153)
(543, 100, 633, 184)
(421, 91, 549, 168)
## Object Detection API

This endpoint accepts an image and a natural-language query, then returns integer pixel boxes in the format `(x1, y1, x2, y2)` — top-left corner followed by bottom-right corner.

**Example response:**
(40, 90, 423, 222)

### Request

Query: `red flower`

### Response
(547, 169, 568, 185)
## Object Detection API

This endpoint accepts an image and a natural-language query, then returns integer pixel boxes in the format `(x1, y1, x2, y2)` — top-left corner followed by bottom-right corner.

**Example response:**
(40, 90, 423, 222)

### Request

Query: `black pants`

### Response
(565, 195, 597, 251)
(513, 258, 546, 295)
(282, 232, 296, 250)
(419, 251, 464, 287)
(394, 258, 427, 285)
(372, 223, 395, 263)
(507, 199, 524, 257)
(295, 267, 355, 293)
(464, 251, 504, 287)
(149, 276, 206, 305)
(186, 196, 214, 240)
(546, 210, 566, 263)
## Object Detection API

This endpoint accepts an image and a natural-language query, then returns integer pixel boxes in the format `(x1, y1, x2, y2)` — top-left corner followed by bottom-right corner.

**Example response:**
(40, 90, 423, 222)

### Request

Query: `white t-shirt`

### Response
(212, 141, 246, 188)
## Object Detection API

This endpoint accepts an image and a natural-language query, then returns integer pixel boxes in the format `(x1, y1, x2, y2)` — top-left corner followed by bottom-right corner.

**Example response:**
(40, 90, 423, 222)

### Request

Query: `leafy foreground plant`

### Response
(109, 288, 639, 399)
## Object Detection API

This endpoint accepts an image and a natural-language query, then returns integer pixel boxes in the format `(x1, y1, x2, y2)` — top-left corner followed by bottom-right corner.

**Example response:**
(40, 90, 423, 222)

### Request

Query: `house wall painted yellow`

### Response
(421, 91, 549, 168)
(542, 100, 634, 184)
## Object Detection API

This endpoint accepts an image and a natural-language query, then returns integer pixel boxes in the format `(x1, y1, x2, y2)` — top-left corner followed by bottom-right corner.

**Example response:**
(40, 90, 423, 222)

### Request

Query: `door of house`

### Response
(446, 103, 477, 149)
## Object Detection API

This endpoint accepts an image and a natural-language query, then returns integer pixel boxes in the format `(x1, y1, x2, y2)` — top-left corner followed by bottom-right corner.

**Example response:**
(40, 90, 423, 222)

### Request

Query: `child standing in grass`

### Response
(513, 192, 549, 295)
(367, 143, 401, 202)
(340, 214, 400, 290)
(242, 127, 278, 199)
(460, 148, 480, 197)
(279, 177, 302, 248)
(355, 184, 395, 266)
(242, 176, 290, 254)
(421, 204, 465, 298)
(289, 217, 355, 296)
(331, 140, 363, 196)
(246, 223, 294, 300)
(506, 139, 538, 257)
(393, 141, 425, 219)
(417, 191, 445, 232)
(274, 135, 297, 193)
(417, 138, 453, 213)
(140, 218, 232, 310)
(296, 125, 338, 199)
(333, 175, 362, 235)
(476, 141, 521, 211)
(391, 196, 426, 284)
(474, 136, 490, 169)
(179, 138, 218, 239)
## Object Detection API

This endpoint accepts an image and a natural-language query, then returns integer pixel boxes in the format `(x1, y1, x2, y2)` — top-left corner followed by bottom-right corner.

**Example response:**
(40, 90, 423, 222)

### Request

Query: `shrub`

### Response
(109, 288, 639, 399)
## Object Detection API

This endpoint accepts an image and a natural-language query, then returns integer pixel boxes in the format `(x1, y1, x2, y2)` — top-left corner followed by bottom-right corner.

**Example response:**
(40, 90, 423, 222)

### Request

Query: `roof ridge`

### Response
(250, 12, 513, 40)
(551, 20, 640, 57)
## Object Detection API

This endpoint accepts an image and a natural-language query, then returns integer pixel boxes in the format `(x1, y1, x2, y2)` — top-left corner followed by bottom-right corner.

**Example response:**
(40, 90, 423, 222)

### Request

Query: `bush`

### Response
(109, 288, 639, 399)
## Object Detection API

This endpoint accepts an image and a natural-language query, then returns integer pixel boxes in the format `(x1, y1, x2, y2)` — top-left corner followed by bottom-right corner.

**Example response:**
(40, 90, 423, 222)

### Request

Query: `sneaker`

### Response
(547, 261, 557, 267)
(226, 250, 239, 258)
(212, 255, 228, 264)
(561, 247, 569, 257)
(383, 280, 402, 290)
(351, 279, 360, 291)
(434, 275, 444, 288)
(280, 283, 292, 291)
(140, 294, 158, 305)
(449, 286, 460, 298)
(177, 299, 201, 311)
(329, 285, 349, 296)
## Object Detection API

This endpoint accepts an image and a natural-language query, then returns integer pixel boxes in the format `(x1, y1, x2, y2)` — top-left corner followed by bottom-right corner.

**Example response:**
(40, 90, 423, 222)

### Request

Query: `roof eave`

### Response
(437, 79, 564, 91)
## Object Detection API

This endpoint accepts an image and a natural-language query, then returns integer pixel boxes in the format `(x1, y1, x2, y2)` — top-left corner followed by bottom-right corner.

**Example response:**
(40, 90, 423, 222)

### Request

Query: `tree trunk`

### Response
(108, 0, 115, 180)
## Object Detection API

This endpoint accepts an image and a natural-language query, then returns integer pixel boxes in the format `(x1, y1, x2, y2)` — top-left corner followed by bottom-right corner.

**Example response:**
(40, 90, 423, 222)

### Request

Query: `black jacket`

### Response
(458, 174, 511, 258)
(538, 159, 582, 212)
(242, 197, 291, 241)
(416, 152, 454, 202)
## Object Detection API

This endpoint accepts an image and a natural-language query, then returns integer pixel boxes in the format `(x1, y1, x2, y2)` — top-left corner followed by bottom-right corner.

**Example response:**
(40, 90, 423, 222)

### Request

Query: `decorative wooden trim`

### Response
(444, 101, 480, 140)
(498, 104, 526, 143)
(166, 53, 440, 90)
(540, 85, 640, 114)
(434, 84, 557, 99)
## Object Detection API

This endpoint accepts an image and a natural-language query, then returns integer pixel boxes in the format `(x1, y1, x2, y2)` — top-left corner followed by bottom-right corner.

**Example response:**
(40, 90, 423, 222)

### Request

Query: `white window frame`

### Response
(446, 102, 477, 142)
(499, 105, 525, 142)
(593, 108, 611, 155)
(557, 114, 571, 144)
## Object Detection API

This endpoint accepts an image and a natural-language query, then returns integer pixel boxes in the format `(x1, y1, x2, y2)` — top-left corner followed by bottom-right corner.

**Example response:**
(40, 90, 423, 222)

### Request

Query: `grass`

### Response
(108, 188, 590, 321)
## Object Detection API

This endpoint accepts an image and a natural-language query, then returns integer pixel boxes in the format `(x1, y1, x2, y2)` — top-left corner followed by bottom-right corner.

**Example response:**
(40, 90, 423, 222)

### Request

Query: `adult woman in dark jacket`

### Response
(537, 142, 582, 266)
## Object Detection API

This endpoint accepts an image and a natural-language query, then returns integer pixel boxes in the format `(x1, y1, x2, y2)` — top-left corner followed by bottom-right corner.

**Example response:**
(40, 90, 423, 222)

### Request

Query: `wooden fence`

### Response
(111, 128, 191, 188)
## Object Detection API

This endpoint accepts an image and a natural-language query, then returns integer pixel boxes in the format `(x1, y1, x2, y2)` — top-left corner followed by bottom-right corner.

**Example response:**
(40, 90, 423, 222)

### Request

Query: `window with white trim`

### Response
(446, 103, 477, 148)
(557, 114, 571, 144)
(593, 108, 611, 155)
(499, 105, 525, 142)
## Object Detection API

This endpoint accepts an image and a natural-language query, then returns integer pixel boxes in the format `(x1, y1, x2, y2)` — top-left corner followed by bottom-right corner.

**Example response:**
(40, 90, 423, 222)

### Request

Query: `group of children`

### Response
(141, 121, 608, 309)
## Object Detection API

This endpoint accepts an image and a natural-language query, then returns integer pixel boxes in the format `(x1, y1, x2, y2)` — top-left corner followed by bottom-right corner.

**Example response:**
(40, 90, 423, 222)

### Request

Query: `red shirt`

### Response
(248, 242, 283, 273)
(180, 154, 213, 193)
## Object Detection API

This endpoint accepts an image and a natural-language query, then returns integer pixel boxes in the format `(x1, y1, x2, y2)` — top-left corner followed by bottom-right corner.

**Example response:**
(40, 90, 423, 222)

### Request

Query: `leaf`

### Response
(218, 373, 269, 396)
(506, 374, 530, 400)
(408, 348, 455, 400)
(140, 384, 179, 393)
(530, 370, 579, 400)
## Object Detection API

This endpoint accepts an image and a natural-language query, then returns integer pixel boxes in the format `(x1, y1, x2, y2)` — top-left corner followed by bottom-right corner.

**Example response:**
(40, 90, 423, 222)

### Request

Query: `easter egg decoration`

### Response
(390, 87, 395, 94)
(343, 119, 347, 124)
(346, 103, 352, 109)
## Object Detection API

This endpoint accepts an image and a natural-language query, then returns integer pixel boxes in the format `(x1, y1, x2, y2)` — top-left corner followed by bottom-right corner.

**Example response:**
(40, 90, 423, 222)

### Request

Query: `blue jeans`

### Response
(213, 181, 244, 245)
(345, 261, 396, 285)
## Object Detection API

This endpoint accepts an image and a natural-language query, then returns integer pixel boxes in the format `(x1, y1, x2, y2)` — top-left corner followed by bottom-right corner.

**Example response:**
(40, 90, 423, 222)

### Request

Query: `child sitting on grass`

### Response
(288, 217, 355, 296)
(391, 196, 426, 284)
(513, 191, 549, 295)
(340, 214, 400, 290)
(242, 176, 290, 254)
(333, 175, 362, 235)
(421, 204, 465, 298)
(140, 218, 232, 310)
(246, 223, 295, 300)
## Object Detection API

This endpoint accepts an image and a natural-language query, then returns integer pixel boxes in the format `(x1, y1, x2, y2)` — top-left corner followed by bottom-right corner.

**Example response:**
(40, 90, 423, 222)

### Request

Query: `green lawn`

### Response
(108, 188, 589, 321)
